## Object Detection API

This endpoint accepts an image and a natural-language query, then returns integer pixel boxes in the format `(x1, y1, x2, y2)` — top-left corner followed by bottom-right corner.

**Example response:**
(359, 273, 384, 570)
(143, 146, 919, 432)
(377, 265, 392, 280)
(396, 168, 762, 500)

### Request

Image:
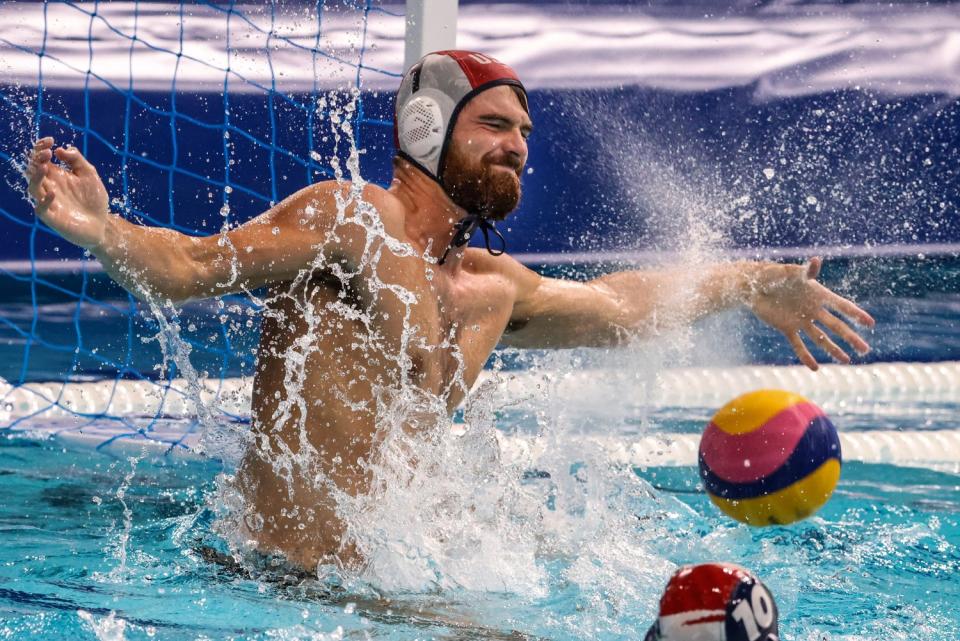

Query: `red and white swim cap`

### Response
(645, 563, 780, 641)
(394, 50, 528, 186)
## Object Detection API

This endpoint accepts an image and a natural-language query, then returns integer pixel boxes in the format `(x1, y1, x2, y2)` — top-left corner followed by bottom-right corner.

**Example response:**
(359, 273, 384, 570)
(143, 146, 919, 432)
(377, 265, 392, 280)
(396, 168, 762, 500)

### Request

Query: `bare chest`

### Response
(403, 271, 514, 405)
(258, 265, 514, 413)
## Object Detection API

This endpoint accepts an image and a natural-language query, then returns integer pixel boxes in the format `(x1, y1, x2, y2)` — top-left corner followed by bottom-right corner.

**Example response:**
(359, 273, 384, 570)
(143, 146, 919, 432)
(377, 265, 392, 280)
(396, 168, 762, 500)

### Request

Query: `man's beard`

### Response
(441, 146, 522, 221)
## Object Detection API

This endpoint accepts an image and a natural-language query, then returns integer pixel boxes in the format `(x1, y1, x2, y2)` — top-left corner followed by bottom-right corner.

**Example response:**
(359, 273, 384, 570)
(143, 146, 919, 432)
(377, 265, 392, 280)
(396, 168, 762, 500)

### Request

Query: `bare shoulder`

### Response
(273, 181, 397, 220)
(463, 249, 542, 295)
(358, 183, 408, 237)
(266, 180, 407, 241)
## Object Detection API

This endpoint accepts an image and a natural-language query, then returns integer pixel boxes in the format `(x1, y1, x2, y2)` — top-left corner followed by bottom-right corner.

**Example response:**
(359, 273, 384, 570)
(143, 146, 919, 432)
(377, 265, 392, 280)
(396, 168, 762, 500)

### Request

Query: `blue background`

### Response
(2, 85, 958, 262)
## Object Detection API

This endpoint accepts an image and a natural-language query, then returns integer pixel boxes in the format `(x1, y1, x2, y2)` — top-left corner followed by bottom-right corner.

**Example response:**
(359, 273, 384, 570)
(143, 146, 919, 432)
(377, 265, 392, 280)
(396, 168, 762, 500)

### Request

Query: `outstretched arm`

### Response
(500, 255, 875, 370)
(25, 137, 355, 302)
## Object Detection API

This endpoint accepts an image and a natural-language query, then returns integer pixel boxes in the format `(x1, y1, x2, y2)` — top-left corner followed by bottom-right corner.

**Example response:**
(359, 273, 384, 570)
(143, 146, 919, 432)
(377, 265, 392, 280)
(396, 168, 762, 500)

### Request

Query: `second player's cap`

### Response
(644, 563, 780, 641)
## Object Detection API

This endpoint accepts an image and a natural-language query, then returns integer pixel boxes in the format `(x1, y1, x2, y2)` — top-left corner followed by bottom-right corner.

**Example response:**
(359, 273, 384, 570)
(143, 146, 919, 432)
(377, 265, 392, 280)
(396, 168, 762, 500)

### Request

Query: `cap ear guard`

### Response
(398, 95, 444, 163)
(397, 87, 455, 177)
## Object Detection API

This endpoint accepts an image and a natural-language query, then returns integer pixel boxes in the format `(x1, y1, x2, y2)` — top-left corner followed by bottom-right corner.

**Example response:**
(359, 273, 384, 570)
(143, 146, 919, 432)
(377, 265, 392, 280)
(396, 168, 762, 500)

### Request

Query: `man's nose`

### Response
(501, 126, 526, 161)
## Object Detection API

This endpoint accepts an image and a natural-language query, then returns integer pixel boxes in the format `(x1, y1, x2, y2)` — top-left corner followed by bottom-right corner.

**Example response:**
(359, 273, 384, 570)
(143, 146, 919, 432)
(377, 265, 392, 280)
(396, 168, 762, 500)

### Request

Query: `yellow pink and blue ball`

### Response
(698, 390, 841, 526)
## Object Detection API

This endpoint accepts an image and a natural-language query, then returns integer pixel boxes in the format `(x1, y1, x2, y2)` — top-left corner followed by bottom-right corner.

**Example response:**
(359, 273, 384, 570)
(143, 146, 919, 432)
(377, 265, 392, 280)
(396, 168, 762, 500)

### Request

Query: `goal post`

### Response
(404, 0, 459, 71)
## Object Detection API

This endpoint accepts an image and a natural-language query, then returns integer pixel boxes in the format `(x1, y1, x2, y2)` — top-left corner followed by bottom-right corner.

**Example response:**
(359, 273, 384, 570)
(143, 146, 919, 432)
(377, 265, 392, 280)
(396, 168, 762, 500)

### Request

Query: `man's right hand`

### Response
(24, 136, 372, 302)
(26, 137, 112, 251)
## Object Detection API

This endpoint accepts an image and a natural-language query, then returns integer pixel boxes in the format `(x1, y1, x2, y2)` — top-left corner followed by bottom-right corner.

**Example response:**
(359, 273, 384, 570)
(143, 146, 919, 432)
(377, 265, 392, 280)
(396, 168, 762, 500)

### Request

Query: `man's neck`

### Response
(389, 159, 469, 268)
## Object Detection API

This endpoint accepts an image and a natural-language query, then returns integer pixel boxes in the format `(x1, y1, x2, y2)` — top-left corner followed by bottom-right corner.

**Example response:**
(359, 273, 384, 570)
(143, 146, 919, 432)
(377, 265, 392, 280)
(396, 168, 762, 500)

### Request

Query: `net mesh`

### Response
(0, 0, 403, 439)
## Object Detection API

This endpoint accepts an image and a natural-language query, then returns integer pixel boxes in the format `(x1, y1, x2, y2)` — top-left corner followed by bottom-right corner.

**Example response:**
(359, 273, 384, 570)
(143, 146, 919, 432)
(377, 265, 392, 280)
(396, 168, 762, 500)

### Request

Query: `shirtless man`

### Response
(25, 51, 873, 572)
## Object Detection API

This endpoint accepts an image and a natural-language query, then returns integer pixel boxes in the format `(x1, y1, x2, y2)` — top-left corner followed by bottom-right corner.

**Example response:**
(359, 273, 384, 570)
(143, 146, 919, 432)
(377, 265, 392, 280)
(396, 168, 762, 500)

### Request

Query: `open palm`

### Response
(26, 137, 111, 251)
(749, 257, 875, 370)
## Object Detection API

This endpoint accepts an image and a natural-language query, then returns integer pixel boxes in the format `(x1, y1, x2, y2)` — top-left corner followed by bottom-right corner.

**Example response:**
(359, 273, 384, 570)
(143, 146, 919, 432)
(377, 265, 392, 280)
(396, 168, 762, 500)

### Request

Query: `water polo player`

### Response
(25, 50, 875, 570)
(646, 563, 780, 641)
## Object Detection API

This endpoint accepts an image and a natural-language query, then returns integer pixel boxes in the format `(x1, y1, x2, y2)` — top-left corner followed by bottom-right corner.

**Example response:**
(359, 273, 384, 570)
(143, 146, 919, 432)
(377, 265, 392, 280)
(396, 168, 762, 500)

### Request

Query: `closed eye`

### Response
(479, 117, 511, 131)
(478, 115, 533, 139)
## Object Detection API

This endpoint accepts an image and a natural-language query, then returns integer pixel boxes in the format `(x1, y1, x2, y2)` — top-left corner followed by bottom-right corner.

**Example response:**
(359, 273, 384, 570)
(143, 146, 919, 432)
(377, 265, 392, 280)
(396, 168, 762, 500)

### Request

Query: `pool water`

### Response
(1, 254, 960, 639)
(3, 1, 960, 635)
(2, 409, 958, 641)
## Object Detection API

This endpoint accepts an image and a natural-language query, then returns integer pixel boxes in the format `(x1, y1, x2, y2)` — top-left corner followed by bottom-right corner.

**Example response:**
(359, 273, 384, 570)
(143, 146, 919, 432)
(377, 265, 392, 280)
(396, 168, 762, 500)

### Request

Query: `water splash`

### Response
(154, 86, 691, 628)
(77, 610, 128, 641)
(2, 36, 844, 641)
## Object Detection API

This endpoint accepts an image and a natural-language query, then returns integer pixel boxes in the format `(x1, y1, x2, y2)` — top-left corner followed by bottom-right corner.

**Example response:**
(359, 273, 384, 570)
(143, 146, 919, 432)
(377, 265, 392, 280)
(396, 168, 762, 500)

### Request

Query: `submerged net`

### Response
(0, 1, 402, 433)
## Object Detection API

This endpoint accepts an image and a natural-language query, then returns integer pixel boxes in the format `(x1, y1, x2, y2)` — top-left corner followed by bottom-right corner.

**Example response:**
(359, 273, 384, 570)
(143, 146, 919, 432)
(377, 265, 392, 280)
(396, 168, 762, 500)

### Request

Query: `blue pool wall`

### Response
(2, 85, 959, 264)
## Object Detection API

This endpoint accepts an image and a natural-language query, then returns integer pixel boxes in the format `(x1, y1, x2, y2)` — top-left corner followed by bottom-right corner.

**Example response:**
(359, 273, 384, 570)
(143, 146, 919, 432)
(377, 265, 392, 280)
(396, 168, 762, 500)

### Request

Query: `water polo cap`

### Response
(644, 563, 780, 641)
(395, 51, 528, 264)
(394, 50, 528, 188)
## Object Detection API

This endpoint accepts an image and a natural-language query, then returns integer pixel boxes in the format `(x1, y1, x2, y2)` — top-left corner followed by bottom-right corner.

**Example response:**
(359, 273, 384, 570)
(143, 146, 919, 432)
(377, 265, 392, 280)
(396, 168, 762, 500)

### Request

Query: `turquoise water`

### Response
(2, 412, 958, 641)
(4, 1, 960, 635)
(2, 255, 960, 639)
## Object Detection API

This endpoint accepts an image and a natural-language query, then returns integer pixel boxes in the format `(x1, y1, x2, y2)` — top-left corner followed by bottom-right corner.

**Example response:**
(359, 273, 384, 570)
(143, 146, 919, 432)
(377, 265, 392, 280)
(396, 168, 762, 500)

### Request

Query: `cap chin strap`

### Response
(438, 212, 506, 265)
(395, 152, 508, 265)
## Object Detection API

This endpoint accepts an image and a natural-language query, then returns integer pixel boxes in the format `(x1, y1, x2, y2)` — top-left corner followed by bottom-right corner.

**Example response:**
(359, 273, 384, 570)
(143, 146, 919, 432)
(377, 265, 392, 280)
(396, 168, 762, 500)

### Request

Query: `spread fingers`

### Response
(826, 291, 875, 328)
(803, 322, 851, 364)
(818, 308, 870, 355)
(27, 139, 56, 205)
(31, 147, 53, 165)
(54, 145, 94, 176)
(31, 138, 54, 158)
(27, 156, 50, 198)
(787, 331, 818, 371)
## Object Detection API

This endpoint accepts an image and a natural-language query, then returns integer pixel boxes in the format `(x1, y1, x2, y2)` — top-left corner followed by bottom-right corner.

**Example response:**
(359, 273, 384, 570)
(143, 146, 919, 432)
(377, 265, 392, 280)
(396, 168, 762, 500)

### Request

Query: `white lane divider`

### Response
(12, 421, 960, 471)
(4, 362, 960, 469)
(3, 361, 960, 423)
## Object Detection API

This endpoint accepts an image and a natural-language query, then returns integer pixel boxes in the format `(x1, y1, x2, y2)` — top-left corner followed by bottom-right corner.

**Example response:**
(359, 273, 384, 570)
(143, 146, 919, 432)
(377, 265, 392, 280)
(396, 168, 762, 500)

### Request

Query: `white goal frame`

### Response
(404, 0, 459, 71)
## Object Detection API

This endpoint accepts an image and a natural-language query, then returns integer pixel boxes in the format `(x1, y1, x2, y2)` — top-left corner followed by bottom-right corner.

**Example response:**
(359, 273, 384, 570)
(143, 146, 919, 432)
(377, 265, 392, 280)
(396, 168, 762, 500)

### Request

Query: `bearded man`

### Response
(25, 51, 874, 571)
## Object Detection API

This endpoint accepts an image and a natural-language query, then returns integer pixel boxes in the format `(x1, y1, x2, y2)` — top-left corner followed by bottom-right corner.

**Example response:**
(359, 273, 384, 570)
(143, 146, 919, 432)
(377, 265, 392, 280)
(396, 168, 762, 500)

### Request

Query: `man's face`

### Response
(441, 85, 532, 221)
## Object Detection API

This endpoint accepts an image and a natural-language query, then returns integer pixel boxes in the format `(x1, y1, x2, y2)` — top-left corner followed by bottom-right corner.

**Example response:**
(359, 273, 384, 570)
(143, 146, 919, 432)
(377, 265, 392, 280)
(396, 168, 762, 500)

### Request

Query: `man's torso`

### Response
(236, 184, 518, 568)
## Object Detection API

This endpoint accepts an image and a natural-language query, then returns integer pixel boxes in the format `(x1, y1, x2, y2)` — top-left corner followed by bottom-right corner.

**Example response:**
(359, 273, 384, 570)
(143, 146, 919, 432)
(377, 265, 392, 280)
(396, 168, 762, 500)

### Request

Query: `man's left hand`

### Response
(747, 257, 875, 370)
